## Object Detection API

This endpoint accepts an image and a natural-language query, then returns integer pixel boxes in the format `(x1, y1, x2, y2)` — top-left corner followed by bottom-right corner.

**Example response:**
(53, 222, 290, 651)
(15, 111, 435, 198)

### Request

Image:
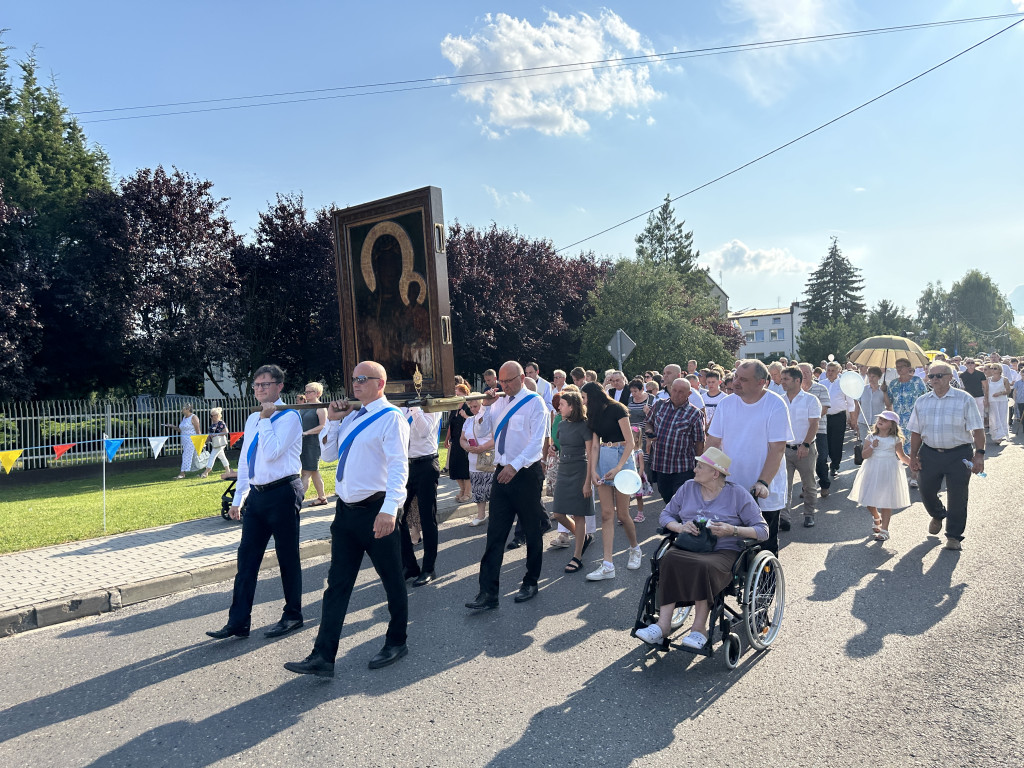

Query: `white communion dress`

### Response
(848, 434, 910, 510)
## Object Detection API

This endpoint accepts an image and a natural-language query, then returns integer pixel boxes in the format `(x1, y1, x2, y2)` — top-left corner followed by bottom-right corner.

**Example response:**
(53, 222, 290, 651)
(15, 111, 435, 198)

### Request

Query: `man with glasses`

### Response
(908, 362, 985, 551)
(208, 364, 305, 641)
(466, 361, 548, 609)
(286, 360, 411, 676)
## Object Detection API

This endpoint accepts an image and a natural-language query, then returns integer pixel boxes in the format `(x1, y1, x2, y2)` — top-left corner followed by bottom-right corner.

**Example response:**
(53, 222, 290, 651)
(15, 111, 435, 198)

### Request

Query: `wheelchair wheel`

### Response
(634, 574, 660, 630)
(723, 633, 742, 669)
(742, 551, 785, 651)
(670, 605, 690, 630)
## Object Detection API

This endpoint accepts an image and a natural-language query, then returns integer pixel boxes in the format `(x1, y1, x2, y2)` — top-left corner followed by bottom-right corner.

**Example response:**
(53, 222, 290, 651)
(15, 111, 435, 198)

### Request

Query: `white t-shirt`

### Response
(708, 390, 794, 511)
(703, 390, 728, 422)
(784, 389, 821, 446)
(462, 415, 491, 473)
(688, 390, 705, 411)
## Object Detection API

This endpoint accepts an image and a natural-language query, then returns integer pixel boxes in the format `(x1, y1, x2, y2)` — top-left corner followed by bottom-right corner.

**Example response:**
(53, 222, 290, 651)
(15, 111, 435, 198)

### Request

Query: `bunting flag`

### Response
(148, 436, 169, 459)
(0, 449, 24, 474)
(229, 431, 244, 446)
(52, 443, 75, 461)
(104, 439, 125, 463)
(190, 434, 208, 455)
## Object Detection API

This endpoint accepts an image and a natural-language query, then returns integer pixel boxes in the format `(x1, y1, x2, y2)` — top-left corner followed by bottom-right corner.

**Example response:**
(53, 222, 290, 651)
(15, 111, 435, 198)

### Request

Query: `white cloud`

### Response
(722, 0, 850, 103)
(646, 116, 656, 126)
(1014, 0, 1024, 11)
(704, 239, 815, 274)
(853, 186, 866, 193)
(483, 184, 532, 207)
(441, 11, 661, 136)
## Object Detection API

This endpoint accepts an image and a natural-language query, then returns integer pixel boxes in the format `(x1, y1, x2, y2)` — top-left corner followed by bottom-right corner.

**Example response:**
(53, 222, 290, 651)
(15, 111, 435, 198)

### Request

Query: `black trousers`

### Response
(918, 444, 973, 541)
(227, 478, 303, 629)
(313, 497, 408, 662)
(399, 456, 440, 574)
(760, 508, 781, 557)
(825, 413, 848, 472)
(814, 434, 830, 489)
(656, 469, 694, 504)
(478, 463, 545, 596)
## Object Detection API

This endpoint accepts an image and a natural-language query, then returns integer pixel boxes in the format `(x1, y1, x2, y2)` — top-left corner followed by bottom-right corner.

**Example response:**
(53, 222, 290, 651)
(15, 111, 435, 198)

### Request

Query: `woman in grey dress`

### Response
(299, 382, 327, 505)
(552, 389, 596, 573)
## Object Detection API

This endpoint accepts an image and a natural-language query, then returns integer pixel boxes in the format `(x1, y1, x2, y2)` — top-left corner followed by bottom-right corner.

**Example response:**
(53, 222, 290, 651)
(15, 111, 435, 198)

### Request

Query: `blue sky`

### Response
(5, 1, 1023, 320)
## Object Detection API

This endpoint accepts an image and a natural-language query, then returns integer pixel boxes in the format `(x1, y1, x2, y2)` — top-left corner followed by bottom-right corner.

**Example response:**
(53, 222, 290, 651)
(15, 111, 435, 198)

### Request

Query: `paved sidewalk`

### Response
(0, 477, 483, 637)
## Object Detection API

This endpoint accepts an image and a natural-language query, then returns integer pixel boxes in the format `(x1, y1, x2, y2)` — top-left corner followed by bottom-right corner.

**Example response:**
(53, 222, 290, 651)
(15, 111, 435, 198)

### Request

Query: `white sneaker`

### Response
(627, 547, 643, 570)
(909, 479, 919, 489)
(635, 624, 664, 645)
(468, 516, 487, 527)
(586, 563, 616, 581)
(679, 631, 708, 649)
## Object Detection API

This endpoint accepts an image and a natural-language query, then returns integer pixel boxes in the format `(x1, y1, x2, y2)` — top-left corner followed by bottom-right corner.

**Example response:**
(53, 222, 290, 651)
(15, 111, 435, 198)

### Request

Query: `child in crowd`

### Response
(630, 426, 653, 523)
(848, 411, 911, 542)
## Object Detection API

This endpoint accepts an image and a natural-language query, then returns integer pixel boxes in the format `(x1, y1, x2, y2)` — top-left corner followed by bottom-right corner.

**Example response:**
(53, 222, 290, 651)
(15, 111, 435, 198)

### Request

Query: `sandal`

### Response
(199, 471, 210, 479)
(873, 529, 890, 541)
(581, 533, 594, 556)
(564, 556, 584, 573)
(871, 516, 882, 534)
(173, 473, 186, 480)
(679, 631, 708, 650)
(633, 513, 645, 523)
(549, 533, 571, 549)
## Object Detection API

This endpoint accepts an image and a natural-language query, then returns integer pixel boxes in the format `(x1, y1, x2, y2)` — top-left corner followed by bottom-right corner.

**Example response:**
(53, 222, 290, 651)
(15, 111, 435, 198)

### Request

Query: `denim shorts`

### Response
(597, 444, 637, 479)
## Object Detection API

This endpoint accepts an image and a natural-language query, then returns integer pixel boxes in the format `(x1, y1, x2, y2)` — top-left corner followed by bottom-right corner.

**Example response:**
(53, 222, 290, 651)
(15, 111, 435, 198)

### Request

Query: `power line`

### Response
(555, 17, 1024, 254)
(76, 12, 1022, 123)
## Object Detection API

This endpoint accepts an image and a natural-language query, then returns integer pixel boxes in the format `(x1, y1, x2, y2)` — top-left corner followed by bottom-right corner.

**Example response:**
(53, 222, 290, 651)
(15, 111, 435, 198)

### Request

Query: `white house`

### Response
(728, 302, 805, 361)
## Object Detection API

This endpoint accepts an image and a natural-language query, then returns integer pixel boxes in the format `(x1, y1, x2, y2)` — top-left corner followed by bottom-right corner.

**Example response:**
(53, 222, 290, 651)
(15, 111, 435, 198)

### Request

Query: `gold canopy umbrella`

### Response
(846, 335, 930, 369)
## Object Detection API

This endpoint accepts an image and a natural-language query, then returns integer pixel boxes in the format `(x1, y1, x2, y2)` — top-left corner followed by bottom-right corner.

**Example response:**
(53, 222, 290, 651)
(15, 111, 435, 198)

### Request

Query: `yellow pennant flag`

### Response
(190, 434, 208, 455)
(0, 449, 24, 474)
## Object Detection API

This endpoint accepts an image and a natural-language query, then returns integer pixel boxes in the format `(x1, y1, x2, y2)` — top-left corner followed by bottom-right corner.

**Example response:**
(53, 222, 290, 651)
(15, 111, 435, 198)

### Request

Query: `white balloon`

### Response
(828, 354, 835, 362)
(839, 370, 865, 399)
(613, 469, 642, 496)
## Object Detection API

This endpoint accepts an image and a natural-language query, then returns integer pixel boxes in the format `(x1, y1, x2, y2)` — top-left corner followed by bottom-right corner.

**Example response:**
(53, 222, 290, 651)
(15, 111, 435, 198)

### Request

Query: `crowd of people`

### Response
(200, 348, 1018, 673)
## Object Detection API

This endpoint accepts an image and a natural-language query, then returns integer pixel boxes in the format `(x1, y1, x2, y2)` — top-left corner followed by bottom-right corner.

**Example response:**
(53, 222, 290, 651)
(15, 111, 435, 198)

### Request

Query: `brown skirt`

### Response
(657, 548, 739, 606)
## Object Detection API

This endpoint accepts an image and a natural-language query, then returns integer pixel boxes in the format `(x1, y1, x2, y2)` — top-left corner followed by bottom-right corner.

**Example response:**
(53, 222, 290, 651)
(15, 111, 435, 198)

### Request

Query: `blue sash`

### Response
(336, 406, 401, 480)
(246, 410, 297, 479)
(494, 393, 541, 453)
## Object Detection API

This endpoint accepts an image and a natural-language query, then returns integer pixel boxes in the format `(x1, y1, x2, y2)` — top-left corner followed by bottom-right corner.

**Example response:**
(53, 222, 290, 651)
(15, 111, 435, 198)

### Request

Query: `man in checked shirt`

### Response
(645, 378, 706, 504)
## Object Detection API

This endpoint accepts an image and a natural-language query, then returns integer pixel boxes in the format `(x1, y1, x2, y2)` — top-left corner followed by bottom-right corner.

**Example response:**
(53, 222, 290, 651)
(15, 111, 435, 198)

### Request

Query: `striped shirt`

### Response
(646, 399, 706, 474)
(907, 387, 983, 450)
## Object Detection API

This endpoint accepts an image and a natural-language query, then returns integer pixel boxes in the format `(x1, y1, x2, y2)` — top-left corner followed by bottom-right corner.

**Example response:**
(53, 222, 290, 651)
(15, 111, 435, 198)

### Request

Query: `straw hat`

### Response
(695, 447, 731, 476)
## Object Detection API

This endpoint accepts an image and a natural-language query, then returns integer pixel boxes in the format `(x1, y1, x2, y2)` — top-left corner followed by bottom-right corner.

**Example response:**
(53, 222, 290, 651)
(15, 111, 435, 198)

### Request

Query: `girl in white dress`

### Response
(848, 410, 911, 542)
(984, 364, 1011, 443)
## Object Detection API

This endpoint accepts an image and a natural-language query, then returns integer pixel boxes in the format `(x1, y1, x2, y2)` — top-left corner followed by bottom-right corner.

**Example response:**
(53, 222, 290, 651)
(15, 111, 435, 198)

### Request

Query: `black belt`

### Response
(342, 491, 386, 508)
(559, 453, 587, 460)
(924, 443, 971, 453)
(410, 454, 438, 463)
(250, 474, 299, 492)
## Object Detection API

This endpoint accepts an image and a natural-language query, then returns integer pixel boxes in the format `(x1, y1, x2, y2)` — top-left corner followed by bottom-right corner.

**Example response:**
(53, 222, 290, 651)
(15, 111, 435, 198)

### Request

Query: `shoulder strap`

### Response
(336, 406, 401, 461)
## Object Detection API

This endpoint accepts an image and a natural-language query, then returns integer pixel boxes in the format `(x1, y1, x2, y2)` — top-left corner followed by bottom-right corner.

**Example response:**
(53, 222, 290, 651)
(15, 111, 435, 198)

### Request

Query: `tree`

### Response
(797, 316, 868, 365)
(0, 181, 40, 397)
(949, 270, 1014, 346)
(635, 194, 700, 276)
(228, 194, 343, 391)
(867, 299, 917, 337)
(802, 236, 865, 325)
(578, 259, 735, 375)
(446, 222, 607, 376)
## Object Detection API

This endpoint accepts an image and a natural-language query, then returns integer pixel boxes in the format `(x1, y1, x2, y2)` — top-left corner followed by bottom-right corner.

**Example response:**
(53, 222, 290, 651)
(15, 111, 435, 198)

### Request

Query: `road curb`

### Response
(1, 499, 481, 639)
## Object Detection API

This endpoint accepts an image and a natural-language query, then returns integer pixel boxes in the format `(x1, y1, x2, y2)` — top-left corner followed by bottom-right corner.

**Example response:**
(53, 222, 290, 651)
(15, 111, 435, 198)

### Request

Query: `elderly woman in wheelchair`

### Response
(634, 447, 770, 652)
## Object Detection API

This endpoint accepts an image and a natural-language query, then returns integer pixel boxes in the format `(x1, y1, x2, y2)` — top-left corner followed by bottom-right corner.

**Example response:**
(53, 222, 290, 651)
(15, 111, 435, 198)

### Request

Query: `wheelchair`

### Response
(220, 478, 239, 521)
(631, 529, 785, 668)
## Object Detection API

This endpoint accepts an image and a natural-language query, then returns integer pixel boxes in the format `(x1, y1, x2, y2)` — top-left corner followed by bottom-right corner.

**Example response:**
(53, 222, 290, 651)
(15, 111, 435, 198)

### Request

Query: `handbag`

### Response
(672, 519, 718, 553)
(854, 439, 864, 466)
(475, 448, 495, 473)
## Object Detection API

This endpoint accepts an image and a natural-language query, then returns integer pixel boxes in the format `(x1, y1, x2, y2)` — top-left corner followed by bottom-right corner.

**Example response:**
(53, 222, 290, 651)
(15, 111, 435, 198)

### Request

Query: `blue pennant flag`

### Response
(104, 438, 125, 462)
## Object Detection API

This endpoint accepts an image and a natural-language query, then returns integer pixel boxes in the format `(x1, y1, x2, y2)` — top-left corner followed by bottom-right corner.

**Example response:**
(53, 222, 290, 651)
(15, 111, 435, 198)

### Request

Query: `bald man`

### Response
(285, 361, 411, 677)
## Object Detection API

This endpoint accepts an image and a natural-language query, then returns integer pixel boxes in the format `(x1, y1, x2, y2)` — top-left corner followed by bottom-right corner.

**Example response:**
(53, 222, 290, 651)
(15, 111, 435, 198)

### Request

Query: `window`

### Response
(751, 352, 765, 359)
(770, 329, 785, 341)
(754, 330, 765, 342)
(773, 317, 782, 324)
(744, 331, 756, 342)
(749, 319, 759, 326)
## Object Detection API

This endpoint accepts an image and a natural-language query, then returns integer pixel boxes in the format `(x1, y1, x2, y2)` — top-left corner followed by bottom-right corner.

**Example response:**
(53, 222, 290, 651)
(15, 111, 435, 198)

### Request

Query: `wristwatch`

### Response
(975, 449, 985, 455)
(802, 442, 810, 448)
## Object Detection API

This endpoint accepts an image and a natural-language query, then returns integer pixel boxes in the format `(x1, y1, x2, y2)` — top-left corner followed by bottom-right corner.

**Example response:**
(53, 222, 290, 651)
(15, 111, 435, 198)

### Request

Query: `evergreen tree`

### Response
(802, 236, 865, 324)
(635, 194, 700, 275)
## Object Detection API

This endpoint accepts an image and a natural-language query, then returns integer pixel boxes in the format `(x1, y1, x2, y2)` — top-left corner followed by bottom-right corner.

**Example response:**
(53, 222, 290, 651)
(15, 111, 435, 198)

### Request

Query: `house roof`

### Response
(728, 307, 792, 319)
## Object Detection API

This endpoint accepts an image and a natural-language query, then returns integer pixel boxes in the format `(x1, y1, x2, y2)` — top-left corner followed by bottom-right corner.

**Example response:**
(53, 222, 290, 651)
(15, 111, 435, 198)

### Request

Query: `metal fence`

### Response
(0, 391, 452, 472)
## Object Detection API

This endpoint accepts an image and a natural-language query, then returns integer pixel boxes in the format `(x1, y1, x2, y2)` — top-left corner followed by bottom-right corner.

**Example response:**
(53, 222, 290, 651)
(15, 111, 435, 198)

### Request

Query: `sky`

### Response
(4, 1, 1023, 321)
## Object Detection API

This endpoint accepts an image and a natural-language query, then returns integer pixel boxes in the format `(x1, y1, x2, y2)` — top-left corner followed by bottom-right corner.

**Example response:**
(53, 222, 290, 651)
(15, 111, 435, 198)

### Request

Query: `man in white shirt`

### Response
(822, 361, 857, 478)
(799, 363, 831, 498)
(399, 405, 442, 586)
(605, 370, 630, 405)
(525, 361, 553, 411)
(766, 362, 786, 396)
(285, 360, 410, 677)
(467, 361, 549, 609)
(706, 359, 793, 556)
(684, 373, 707, 416)
(780, 366, 820, 529)
(208, 364, 304, 642)
(552, 369, 567, 393)
(657, 364, 681, 401)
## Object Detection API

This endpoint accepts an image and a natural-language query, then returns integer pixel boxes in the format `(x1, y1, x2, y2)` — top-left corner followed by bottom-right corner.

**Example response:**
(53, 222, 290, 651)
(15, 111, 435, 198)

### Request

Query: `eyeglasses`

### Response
(253, 381, 280, 389)
(927, 373, 949, 380)
(351, 375, 381, 385)
(499, 376, 521, 384)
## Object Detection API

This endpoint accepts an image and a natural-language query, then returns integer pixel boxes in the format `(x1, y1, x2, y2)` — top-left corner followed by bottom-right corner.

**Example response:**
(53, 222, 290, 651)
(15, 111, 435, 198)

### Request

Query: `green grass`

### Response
(0, 446, 449, 554)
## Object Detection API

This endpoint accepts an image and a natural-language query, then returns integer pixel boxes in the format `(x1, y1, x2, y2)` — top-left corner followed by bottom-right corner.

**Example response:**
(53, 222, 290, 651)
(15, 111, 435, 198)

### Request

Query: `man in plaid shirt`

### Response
(645, 378, 706, 503)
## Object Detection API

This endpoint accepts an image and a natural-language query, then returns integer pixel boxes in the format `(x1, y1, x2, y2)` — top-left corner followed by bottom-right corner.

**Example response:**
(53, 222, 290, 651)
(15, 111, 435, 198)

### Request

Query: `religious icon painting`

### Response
(332, 187, 455, 398)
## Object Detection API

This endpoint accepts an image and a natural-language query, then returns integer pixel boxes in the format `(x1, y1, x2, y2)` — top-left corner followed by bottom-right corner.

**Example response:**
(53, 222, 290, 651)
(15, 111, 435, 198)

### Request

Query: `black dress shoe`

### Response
(206, 625, 249, 639)
(283, 653, 335, 678)
(513, 584, 539, 603)
(404, 567, 422, 580)
(779, 518, 792, 532)
(465, 592, 499, 610)
(506, 536, 525, 550)
(412, 571, 436, 587)
(368, 643, 408, 669)
(264, 618, 304, 639)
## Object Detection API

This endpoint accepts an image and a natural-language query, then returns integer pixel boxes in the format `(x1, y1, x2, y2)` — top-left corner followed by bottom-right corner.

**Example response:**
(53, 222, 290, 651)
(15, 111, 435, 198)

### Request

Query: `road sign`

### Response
(606, 329, 636, 369)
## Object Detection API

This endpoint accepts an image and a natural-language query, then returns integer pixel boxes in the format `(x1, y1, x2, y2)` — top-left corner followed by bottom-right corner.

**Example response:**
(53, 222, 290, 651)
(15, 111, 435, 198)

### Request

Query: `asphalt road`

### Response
(2, 436, 1022, 768)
